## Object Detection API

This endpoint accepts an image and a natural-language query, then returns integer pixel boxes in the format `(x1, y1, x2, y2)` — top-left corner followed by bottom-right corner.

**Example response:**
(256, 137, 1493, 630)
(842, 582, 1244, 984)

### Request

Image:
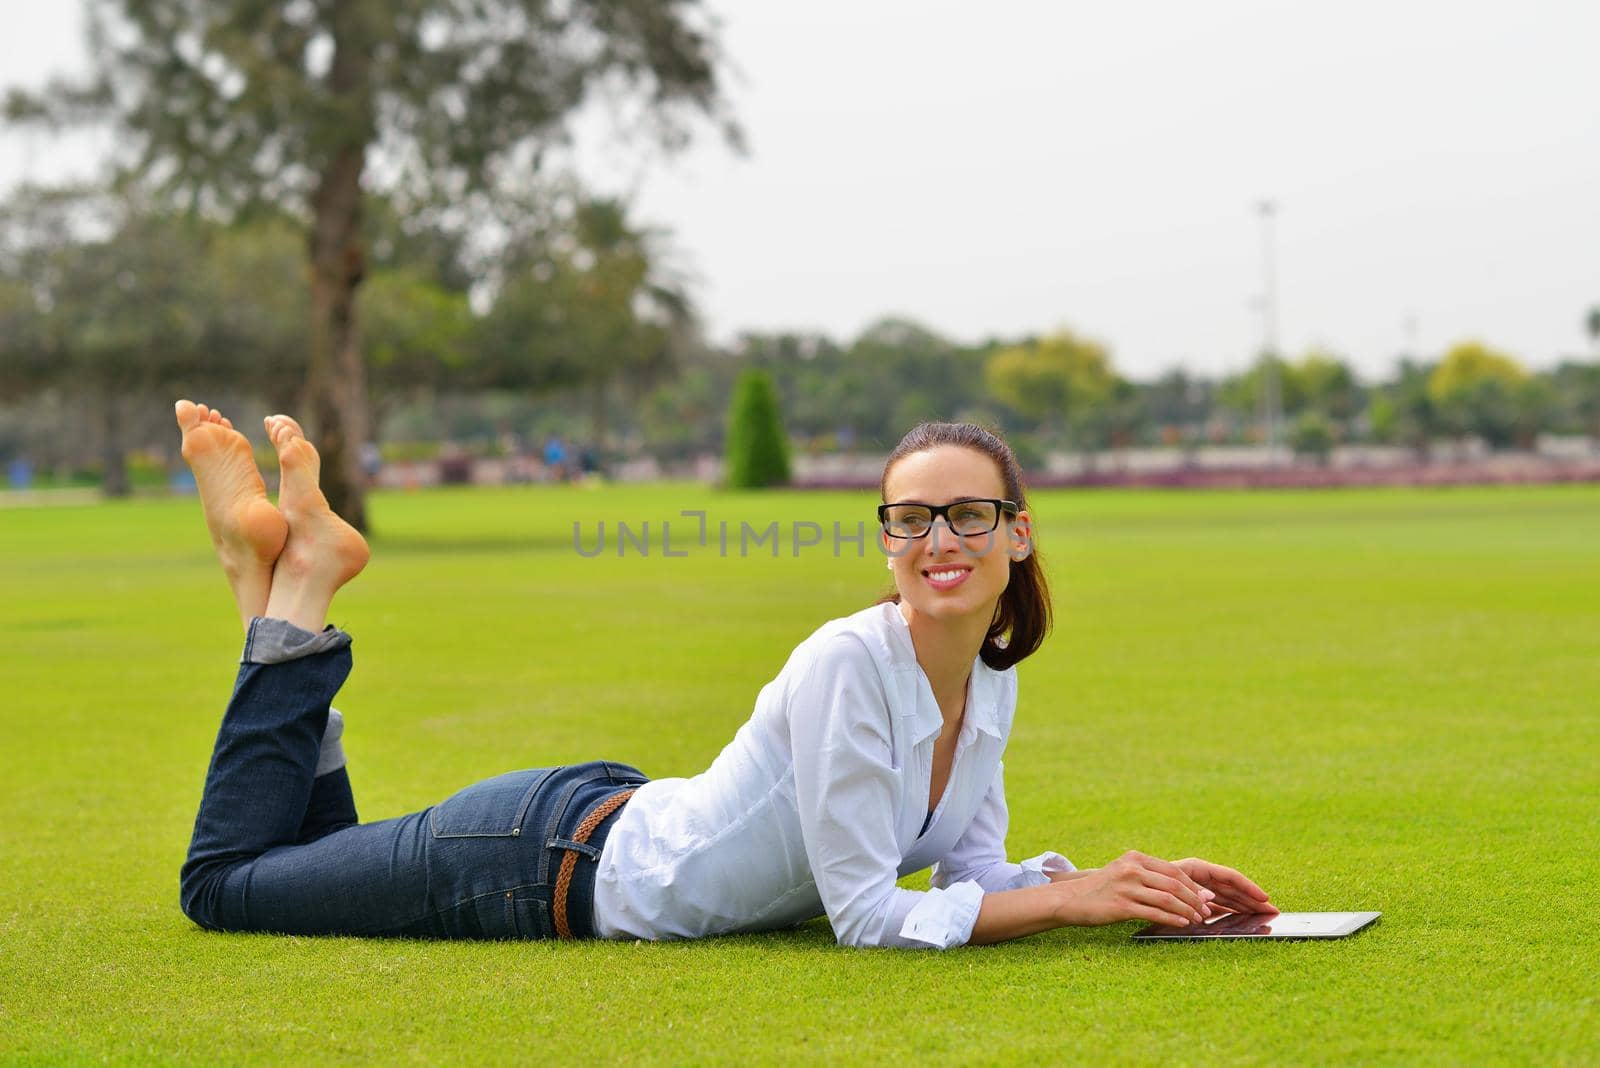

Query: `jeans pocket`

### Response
(509, 889, 552, 940)
(429, 768, 559, 839)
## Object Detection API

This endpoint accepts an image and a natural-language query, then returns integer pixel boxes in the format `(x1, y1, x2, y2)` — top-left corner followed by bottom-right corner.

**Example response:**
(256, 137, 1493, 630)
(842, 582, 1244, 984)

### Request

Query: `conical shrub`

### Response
(723, 369, 791, 488)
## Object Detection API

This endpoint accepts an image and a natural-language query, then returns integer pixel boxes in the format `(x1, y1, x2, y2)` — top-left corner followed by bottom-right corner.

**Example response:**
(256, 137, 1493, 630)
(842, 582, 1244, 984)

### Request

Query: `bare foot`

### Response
(262, 414, 370, 633)
(175, 400, 289, 630)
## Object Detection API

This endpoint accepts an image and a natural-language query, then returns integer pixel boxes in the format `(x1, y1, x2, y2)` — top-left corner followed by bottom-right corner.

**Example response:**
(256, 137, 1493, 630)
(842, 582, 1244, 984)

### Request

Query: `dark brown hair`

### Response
(871, 421, 1053, 671)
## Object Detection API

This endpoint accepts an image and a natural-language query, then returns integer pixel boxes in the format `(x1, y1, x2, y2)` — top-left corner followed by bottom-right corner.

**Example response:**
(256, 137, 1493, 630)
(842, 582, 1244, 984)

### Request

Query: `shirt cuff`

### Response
(897, 880, 986, 948)
(1011, 851, 1077, 888)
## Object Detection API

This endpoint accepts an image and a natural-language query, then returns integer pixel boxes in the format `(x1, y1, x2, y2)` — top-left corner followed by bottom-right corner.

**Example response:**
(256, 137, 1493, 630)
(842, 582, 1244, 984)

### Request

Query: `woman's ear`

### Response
(1008, 510, 1033, 561)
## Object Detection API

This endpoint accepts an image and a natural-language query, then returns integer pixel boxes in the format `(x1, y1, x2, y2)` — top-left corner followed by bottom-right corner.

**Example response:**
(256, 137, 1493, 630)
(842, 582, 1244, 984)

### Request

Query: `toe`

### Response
(175, 400, 201, 431)
(220, 417, 234, 430)
(266, 414, 304, 443)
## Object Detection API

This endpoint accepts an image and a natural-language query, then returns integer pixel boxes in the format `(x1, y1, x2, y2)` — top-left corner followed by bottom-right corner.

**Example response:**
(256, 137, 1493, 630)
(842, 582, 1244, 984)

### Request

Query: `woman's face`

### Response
(879, 445, 1032, 627)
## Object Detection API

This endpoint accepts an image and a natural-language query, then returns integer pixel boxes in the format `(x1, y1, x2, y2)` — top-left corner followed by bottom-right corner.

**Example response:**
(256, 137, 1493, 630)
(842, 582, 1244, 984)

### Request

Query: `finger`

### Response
(1210, 895, 1260, 915)
(1133, 883, 1205, 925)
(1185, 858, 1274, 904)
(1145, 857, 1212, 905)
(1130, 897, 1195, 929)
(1142, 871, 1208, 919)
(1145, 869, 1203, 920)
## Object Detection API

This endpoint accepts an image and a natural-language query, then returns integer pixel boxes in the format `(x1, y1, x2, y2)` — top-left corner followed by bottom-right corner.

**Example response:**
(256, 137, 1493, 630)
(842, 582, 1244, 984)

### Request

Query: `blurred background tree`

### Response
(1427, 341, 1530, 449)
(1367, 358, 1437, 459)
(475, 193, 697, 471)
(1289, 411, 1336, 465)
(723, 369, 790, 489)
(0, 191, 220, 495)
(985, 328, 1116, 467)
(6, 0, 739, 527)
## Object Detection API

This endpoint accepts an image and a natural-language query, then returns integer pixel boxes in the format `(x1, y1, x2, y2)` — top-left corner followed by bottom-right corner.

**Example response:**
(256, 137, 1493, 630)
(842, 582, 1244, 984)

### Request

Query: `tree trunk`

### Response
(304, 10, 374, 531)
(100, 388, 130, 498)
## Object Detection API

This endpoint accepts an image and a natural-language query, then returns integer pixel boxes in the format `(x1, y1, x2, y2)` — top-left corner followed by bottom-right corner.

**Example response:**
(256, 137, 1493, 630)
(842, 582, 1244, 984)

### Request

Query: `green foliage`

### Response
(1427, 341, 1530, 447)
(6, 0, 738, 524)
(723, 369, 790, 488)
(1549, 360, 1600, 438)
(204, 216, 314, 396)
(1367, 359, 1436, 455)
(984, 329, 1118, 457)
(1220, 349, 1362, 432)
(6, 2, 739, 219)
(1428, 340, 1527, 401)
(1295, 349, 1362, 423)
(476, 195, 691, 400)
(363, 267, 474, 394)
(1142, 369, 1213, 445)
(1289, 410, 1336, 463)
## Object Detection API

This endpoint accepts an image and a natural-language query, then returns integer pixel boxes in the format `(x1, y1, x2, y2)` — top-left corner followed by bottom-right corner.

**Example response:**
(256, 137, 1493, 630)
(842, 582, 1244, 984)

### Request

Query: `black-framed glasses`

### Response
(877, 498, 1018, 540)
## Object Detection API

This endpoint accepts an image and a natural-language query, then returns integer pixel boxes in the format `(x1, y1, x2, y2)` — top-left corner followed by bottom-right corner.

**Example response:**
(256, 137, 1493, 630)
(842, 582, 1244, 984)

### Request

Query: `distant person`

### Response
(7, 456, 32, 489)
(171, 401, 1275, 948)
(359, 442, 382, 486)
(542, 434, 567, 482)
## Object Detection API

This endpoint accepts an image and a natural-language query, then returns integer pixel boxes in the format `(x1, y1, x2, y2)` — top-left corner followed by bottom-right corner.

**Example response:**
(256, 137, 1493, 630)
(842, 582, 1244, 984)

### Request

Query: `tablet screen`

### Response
(1132, 910, 1380, 940)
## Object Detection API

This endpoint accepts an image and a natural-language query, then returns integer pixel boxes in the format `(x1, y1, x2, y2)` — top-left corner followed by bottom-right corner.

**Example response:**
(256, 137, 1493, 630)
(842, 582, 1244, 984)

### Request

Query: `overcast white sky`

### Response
(3, 1, 1597, 381)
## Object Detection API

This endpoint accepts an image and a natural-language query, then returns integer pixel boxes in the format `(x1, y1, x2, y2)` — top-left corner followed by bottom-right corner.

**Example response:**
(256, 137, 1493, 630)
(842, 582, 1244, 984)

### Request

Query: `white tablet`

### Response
(1131, 910, 1381, 941)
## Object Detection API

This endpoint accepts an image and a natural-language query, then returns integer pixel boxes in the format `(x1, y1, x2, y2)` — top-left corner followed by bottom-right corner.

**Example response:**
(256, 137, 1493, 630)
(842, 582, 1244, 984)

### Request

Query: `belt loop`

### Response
(552, 788, 636, 940)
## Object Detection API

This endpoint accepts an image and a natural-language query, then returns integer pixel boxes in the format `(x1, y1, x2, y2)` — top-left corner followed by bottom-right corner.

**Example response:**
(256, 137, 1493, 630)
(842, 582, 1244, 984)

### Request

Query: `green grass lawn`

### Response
(2, 482, 1596, 1064)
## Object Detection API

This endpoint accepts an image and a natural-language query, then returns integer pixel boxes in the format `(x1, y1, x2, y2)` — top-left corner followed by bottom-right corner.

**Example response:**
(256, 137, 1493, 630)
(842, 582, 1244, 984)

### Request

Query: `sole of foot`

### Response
(264, 414, 371, 606)
(175, 400, 289, 596)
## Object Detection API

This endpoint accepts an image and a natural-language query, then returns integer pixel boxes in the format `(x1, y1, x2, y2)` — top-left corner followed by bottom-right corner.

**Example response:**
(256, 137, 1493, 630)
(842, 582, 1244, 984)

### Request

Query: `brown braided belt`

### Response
(552, 788, 637, 939)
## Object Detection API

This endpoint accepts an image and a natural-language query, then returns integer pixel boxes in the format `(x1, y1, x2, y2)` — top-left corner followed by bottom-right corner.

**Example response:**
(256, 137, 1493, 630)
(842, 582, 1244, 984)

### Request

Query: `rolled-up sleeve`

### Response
(789, 634, 987, 949)
(931, 761, 1075, 893)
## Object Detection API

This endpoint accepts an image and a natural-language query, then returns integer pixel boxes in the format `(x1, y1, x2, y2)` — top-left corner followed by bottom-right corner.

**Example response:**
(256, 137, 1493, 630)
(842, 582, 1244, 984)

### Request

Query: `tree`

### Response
(1549, 361, 1600, 442)
(362, 265, 473, 421)
(1289, 411, 1335, 465)
(985, 328, 1116, 461)
(1219, 355, 1303, 431)
(475, 194, 697, 468)
(0, 194, 219, 495)
(204, 217, 315, 408)
(723, 369, 790, 489)
(1367, 358, 1436, 459)
(1427, 341, 1529, 448)
(1295, 349, 1362, 428)
(1141, 368, 1211, 453)
(8, 1, 738, 528)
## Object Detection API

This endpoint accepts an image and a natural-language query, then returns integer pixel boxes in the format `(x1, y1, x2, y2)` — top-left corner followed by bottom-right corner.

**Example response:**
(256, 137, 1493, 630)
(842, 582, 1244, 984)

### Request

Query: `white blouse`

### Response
(590, 600, 1075, 948)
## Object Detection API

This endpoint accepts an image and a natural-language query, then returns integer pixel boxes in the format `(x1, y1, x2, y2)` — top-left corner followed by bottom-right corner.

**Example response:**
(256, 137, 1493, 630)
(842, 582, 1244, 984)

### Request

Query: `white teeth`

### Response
(928, 569, 966, 582)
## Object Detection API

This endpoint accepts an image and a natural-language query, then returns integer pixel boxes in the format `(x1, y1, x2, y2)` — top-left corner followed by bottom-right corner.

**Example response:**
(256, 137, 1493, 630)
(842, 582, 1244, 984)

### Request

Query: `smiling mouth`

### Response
(922, 565, 972, 589)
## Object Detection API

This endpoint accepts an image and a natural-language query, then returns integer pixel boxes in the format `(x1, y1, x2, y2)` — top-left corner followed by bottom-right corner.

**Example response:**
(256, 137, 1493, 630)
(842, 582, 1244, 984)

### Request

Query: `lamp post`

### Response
(1257, 199, 1282, 461)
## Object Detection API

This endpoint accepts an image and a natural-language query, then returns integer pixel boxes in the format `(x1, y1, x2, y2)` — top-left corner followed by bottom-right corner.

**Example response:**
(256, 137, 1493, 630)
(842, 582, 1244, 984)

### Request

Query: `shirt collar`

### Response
(879, 601, 1002, 744)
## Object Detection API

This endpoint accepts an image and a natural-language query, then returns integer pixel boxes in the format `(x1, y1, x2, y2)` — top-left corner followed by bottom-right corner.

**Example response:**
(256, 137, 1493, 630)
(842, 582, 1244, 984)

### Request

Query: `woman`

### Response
(176, 401, 1275, 948)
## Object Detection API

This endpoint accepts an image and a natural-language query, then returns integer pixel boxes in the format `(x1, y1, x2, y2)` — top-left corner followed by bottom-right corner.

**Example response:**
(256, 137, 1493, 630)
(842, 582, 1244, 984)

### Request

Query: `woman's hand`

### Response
(1173, 857, 1277, 916)
(1052, 849, 1218, 928)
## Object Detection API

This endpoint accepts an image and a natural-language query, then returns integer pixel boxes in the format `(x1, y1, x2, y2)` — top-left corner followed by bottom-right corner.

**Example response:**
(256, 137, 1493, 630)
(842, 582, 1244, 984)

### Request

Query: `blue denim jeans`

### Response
(180, 617, 649, 940)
